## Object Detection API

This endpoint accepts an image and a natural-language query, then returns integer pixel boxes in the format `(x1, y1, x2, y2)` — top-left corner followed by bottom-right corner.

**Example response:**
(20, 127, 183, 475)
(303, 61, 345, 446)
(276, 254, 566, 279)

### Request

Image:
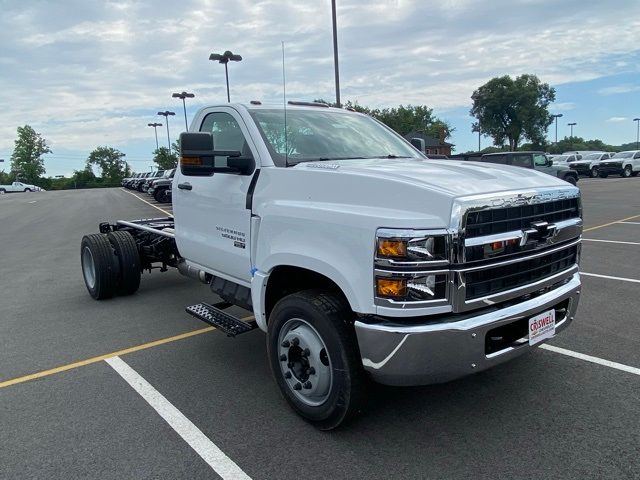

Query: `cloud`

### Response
(598, 84, 640, 95)
(606, 117, 628, 122)
(0, 0, 639, 163)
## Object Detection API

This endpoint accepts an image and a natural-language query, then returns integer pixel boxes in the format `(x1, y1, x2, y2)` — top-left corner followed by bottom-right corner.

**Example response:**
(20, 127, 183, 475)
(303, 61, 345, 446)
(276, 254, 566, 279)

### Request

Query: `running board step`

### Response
(185, 302, 255, 337)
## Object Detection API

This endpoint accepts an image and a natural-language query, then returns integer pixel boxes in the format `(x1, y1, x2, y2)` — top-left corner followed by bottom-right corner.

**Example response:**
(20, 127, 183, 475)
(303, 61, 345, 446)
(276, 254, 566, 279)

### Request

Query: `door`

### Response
(510, 154, 534, 169)
(173, 108, 258, 285)
(533, 153, 554, 175)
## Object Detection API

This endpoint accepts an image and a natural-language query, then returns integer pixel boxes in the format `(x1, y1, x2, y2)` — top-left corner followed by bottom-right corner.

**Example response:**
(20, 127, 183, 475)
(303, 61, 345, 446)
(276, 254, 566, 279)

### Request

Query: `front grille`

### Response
(465, 198, 580, 238)
(465, 244, 578, 300)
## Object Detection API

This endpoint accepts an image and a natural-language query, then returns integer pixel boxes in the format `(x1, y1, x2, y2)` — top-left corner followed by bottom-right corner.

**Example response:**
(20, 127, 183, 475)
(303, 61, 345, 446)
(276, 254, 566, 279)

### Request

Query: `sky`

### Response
(1, 0, 639, 177)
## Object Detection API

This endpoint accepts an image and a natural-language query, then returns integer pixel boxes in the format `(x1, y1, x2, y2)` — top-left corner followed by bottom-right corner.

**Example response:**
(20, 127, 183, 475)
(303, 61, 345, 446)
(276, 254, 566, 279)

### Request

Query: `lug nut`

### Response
(302, 348, 310, 357)
(284, 371, 292, 379)
(293, 382, 302, 390)
(279, 354, 287, 361)
(281, 340, 290, 348)
(307, 367, 316, 375)
(291, 337, 299, 346)
(303, 381, 312, 389)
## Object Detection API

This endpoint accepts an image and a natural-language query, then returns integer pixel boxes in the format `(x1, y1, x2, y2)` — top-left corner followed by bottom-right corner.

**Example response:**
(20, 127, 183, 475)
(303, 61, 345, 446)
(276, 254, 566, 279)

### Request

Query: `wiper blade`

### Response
(287, 156, 368, 166)
(371, 155, 413, 159)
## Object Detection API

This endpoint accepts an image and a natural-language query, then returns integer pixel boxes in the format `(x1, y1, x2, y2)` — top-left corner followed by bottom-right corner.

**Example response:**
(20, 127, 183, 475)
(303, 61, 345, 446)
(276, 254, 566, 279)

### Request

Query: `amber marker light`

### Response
(376, 278, 407, 298)
(377, 239, 407, 258)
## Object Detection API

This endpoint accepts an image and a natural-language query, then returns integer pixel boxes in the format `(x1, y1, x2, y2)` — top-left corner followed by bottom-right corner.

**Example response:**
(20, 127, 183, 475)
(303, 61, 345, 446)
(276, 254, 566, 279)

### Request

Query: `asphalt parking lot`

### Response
(1, 178, 639, 480)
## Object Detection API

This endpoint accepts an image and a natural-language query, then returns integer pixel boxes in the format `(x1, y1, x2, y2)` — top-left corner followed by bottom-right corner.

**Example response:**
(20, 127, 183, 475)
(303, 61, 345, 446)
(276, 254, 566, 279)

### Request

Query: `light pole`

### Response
(209, 51, 242, 102)
(568, 122, 576, 138)
(331, 0, 341, 107)
(147, 122, 162, 150)
(552, 114, 563, 143)
(157, 111, 175, 150)
(172, 91, 195, 130)
(634, 118, 640, 149)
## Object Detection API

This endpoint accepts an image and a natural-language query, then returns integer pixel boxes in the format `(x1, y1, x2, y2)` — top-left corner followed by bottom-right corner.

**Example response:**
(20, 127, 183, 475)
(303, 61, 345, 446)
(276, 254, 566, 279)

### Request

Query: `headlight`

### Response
(375, 229, 449, 266)
(375, 273, 448, 302)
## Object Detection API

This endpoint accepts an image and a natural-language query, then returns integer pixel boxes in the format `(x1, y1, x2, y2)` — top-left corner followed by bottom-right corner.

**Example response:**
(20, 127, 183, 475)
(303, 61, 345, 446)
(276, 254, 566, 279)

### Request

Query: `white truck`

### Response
(0, 181, 40, 193)
(80, 102, 583, 429)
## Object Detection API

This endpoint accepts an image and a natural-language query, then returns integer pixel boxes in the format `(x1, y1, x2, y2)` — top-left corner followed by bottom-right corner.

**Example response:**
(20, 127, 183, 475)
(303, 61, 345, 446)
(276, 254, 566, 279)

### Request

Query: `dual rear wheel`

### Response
(81, 231, 141, 300)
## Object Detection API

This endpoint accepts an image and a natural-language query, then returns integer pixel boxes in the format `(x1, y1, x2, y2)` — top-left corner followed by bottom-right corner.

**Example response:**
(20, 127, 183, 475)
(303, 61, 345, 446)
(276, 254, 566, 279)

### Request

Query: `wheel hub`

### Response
(278, 318, 332, 406)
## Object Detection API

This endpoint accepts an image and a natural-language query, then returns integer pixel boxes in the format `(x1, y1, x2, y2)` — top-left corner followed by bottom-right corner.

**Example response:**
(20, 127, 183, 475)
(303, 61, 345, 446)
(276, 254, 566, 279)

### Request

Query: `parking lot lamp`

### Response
(634, 118, 640, 149)
(147, 123, 162, 150)
(157, 112, 175, 150)
(568, 122, 576, 138)
(209, 51, 242, 102)
(552, 114, 563, 143)
(172, 92, 195, 130)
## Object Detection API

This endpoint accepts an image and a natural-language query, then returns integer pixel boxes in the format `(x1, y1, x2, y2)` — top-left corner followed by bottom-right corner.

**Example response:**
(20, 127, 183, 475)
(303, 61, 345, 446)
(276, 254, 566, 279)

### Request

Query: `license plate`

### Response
(528, 309, 556, 346)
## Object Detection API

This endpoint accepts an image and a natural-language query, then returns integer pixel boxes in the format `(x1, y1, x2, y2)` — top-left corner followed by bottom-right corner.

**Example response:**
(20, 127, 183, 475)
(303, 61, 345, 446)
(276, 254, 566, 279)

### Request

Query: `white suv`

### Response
(599, 150, 640, 178)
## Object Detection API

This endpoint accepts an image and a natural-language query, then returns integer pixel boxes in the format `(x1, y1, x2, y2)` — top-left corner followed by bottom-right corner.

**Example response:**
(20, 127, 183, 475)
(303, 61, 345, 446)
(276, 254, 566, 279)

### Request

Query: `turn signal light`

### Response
(377, 239, 407, 258)
(376, 278, 407, 298)
(181, 156, 202, 166)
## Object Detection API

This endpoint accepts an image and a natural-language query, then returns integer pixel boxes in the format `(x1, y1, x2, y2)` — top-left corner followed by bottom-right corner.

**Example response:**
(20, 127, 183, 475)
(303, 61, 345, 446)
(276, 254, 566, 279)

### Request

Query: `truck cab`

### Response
(0, 181, 38, 193)
(82, 104, 582, 429)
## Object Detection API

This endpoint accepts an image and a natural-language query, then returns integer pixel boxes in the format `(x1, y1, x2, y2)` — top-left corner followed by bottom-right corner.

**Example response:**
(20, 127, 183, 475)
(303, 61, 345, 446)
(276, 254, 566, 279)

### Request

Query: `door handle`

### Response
(177, 182, 192, 191)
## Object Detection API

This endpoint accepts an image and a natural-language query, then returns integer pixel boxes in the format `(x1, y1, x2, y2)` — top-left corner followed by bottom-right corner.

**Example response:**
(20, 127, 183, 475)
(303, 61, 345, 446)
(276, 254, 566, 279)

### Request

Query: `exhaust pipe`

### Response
(177, 260, 209, 283)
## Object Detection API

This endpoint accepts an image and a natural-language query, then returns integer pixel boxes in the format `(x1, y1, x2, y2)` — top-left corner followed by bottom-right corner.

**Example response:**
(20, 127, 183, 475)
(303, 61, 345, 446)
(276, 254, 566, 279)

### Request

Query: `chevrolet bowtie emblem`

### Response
(520, 220, 557, 247)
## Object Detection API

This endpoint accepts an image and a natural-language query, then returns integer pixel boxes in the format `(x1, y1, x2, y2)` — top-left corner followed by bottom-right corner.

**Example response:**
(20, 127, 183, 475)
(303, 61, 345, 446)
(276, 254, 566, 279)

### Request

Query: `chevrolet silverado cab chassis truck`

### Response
(81, 103, 582, 429)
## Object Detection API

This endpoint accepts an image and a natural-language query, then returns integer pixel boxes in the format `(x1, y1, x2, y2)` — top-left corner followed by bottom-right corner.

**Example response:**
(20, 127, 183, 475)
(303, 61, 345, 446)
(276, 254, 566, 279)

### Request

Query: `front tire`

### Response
(0, 188, 5, 195)
(622, 166, 632, 178)
(81, 234, 118, 300)
(564, 175, 577, 186)
(590, 166, 599, 178)
(267, 290, 367, 430)
(599, 171, 609, 178)
(107, 231, 141, 295)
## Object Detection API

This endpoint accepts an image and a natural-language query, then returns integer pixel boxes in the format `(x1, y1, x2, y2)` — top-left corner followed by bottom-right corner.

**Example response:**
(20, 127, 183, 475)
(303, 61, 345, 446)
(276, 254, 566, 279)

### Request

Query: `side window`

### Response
(482, 155, 507, 164)
(200, 112, 249, 169)
(511, 154, 533, 168)
(533, 154, 547, 166)
(634, 152, 640, 159)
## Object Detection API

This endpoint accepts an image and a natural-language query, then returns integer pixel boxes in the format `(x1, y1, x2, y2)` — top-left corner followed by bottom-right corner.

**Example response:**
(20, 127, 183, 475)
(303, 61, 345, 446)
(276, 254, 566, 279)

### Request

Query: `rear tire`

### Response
(107, 231, 141, 296)
(24, 188, 31, 192)
(590, 166, 599, 178)
(267, 290, 367, 430)
(0, 188, 5, 195)
(622, 166, 632, 178)
(81, 234, 117, 300)
(153, 188, 166, 203)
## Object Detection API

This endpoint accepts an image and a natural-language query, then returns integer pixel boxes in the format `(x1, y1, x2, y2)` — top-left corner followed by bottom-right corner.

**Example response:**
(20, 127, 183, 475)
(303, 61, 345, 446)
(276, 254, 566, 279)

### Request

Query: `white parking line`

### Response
(106, 356, 251, 480)
(540, 345, 640, 376)
(620, 222, 640, 225)
(121, 189, 172, 216)
(582, 239, 640, 246)
(581, 272, 640, 284)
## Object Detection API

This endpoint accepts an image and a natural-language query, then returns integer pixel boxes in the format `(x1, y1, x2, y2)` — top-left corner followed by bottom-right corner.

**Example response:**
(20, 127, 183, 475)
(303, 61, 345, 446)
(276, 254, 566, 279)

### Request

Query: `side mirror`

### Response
(180, 132, 216, 176)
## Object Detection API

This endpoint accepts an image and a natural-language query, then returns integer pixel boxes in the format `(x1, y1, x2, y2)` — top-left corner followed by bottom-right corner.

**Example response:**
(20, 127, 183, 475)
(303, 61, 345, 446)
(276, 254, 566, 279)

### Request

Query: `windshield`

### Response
(249, 108, 422, 166)
(552, 155, 569, 162)
(611, 152, 634, 159)
(582, 153, 601, 160)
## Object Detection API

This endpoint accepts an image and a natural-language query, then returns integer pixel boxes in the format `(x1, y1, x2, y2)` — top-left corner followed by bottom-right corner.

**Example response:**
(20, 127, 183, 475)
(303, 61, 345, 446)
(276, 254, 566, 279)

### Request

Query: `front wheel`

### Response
(0, 188, 5, 195)
(24, 188, 32, 192)
(267, 290, 367, 430)
(622, 166, 632, 178)
(564, 175, 577, 186)
(81, 234, 118, 300)
(599, 171, 609, 178)
(590, 166, 599, 178)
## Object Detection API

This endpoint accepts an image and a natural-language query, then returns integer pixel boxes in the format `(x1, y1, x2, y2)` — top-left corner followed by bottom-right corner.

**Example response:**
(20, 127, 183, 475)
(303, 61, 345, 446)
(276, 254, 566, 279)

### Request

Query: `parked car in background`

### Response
(480, 151, 579, 185)
(567, 152, 613, 178)
(147, 168, 175, 203)
(0, 181, 42, 193)
(131, 172, 151, 191)
(141, 169, 165, 193)
(550, 154, 579, 165)
(598, 150, 640, 178)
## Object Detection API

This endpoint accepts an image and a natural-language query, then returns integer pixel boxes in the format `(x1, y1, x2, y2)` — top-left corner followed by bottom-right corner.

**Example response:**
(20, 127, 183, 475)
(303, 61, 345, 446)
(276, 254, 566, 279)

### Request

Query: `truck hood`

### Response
(298, 158, 567, 197)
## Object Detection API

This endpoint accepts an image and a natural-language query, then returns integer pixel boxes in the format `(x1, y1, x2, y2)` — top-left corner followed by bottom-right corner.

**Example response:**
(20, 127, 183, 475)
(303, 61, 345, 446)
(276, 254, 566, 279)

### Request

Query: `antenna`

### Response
(282, 41, 288, 167)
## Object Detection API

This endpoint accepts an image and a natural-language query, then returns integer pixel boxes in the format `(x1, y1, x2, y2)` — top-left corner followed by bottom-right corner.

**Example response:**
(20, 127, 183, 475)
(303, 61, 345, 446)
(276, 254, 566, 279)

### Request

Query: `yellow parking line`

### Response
(583, 214, 640, 232)
(121, 188, 172, 216)
(0, 315, 255, 389)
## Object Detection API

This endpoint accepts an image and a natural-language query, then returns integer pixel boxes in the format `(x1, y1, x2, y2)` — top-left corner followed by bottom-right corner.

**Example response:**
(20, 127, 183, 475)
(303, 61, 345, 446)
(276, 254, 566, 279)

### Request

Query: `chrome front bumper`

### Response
(354, 273, 581, 386)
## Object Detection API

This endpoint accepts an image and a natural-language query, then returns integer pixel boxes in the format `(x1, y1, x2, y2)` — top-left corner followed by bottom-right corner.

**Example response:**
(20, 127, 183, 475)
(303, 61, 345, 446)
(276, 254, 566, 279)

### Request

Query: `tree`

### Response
(10, 125, 51, 183)
(86, 146, 130, 181)
(153, 147, 178, 169)
(471, 74, 555, 150)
